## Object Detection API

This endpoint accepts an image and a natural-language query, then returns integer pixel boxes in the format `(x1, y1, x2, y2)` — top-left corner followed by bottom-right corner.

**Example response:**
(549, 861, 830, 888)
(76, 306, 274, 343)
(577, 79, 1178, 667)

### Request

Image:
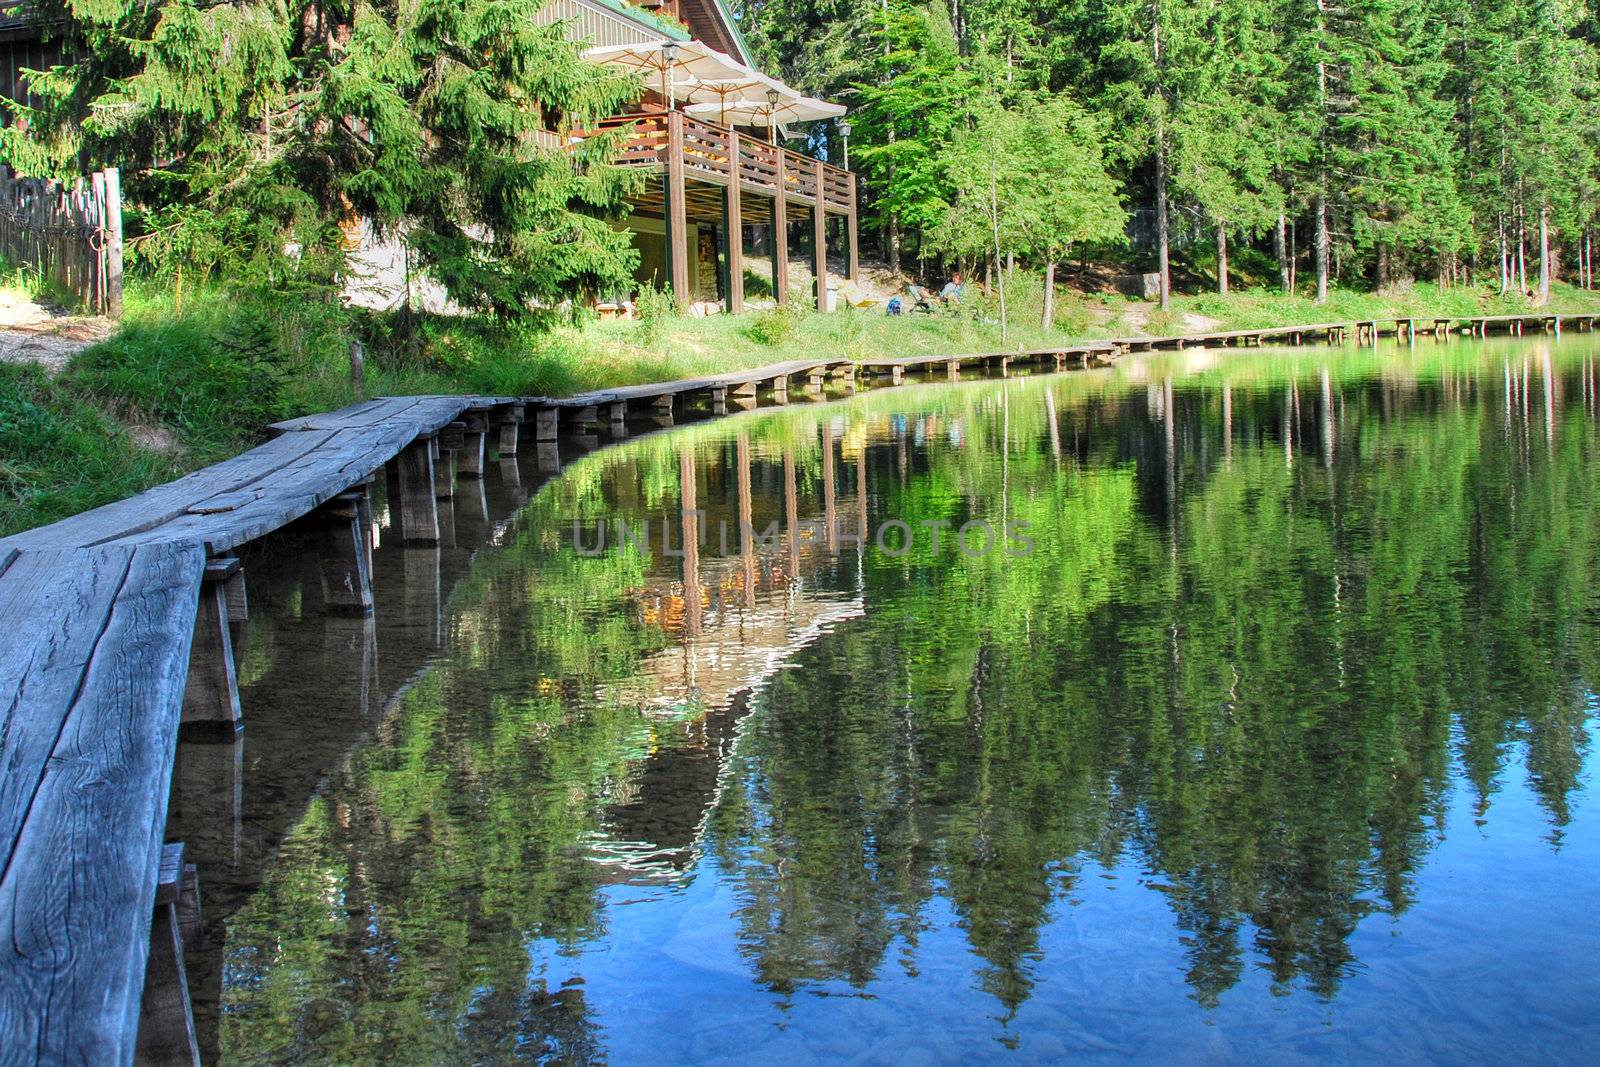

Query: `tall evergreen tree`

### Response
(1, 0, 647, 319)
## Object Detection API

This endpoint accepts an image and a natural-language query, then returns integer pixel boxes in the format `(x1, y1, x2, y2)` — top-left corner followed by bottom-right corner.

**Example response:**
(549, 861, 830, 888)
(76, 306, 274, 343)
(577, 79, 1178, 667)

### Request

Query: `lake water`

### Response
(174, 338, 1600, 1064)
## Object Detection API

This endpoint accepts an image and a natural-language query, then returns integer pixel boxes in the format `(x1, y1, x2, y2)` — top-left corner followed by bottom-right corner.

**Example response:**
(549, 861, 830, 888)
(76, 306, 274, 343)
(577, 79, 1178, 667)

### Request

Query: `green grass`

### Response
(6, 270, 1600, 536)
(0, 362, 190, 535)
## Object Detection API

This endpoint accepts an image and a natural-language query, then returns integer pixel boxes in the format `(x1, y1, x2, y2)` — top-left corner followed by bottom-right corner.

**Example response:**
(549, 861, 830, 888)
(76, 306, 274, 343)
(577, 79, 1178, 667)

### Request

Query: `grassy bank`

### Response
(6, 275, 1600, 536)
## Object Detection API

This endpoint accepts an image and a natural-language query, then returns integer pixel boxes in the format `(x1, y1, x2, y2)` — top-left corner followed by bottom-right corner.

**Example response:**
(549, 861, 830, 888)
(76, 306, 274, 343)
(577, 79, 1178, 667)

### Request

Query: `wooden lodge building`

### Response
(0, 0, 859, 314)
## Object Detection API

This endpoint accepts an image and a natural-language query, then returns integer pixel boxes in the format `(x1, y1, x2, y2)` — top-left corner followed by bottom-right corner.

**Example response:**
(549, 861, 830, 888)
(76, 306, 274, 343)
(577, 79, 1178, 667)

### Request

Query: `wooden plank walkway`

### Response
(0, 305, 1596, 1061)
(0, 542, 206, 1065)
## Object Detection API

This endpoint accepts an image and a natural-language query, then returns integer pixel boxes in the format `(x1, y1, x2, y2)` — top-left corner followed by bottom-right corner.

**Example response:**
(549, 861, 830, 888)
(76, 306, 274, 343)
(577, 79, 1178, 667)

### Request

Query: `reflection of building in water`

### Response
(587, 437, 867, 882)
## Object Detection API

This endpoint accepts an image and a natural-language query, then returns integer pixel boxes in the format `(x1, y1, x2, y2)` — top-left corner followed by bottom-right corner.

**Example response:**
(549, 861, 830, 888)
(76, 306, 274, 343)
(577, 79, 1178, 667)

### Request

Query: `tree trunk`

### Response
(990, 175, 1007, 340)
(1216, 222, 1229, 295)
(1156, 133, 1172, 310)
(1042, 259, 1056, 331)
(1314, 192, 1329, 304)
(1288, 219, 1297, 292)
(1376, 242, 1389, 293)
(1538, 200, 1551, 304)
(1498, 216, 1508, 295)
(1274, 212, 1289, 291)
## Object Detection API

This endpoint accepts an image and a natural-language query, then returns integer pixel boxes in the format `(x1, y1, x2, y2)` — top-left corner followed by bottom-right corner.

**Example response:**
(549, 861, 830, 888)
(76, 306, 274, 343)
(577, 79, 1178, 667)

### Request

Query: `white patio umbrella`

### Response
(683, 92, 846, 142)
(676, 71, 786, 126)
(583, 39, 751, 109)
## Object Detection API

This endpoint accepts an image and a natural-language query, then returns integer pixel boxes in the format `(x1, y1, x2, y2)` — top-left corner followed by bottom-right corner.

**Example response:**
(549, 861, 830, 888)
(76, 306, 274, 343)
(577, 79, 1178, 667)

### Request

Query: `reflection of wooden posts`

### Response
(403, 546, 443, 649)
(666, 111, 691, 303)
(812, 160, 829, 311)
(534, 407, 559, 441)
(783, 448, 800, 580)
(737, 433, 756, 608)
(135, 844, 202, 1066)
(822, 421, 837, 551)
(772, 153, 789, 305)
(396, 436, 439, 545)
(856, 440, 868, 546)
(173, 726, 243, 866)
(726, 132, 744, 314)
(314, 491, 375, 616)
(679, 445, 702, 639)
(181, 559, 242, 736)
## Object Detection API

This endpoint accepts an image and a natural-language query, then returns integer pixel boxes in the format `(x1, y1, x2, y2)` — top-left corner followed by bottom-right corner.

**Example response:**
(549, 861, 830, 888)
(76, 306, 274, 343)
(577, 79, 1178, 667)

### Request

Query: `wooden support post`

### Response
(946, 360, 960, 381)
(812, 160, 829, 312)
(609, 400, 628, 430)
(435, 421, 463, 500)
(313, 493, 374, 616)
(181, 559, 242, 736)
(459, 412, 488, 479)
(725, 132, 744, 314)
(653, 393, 675, 426)
(666, 111, 691, 305)
(709, 386, 728, 415)
(891, 364, 904, 385)
(493, 404, 523, 456)
(135, 844, 201, 1067)
(534, 407, 559, 441)
(846, 172, 860, 282)
(772, 153, 789, 306)
(770, 375, 789, 404)
(396, 436, 439, 546)
(103, 167, 124, 318)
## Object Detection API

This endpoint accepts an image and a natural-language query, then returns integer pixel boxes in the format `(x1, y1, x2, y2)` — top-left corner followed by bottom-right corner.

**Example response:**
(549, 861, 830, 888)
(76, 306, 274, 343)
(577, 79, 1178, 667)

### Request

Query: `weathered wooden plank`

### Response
(0, 431, 339, 554)
(112, 423, 424, 554)
(0, 541, 205, 1066)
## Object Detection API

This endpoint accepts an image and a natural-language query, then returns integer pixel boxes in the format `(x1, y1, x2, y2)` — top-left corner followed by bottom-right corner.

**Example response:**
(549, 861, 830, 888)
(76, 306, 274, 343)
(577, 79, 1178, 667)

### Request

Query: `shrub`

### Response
(743, 304, 804, 346)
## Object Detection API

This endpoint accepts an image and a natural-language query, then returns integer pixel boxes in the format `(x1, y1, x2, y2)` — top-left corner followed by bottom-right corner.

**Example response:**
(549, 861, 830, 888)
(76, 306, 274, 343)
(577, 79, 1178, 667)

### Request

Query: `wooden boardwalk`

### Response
(0, 307, 1595, 1063)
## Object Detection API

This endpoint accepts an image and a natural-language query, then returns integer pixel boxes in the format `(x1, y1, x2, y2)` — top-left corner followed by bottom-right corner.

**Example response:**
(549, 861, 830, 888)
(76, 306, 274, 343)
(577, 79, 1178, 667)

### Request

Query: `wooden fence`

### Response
(0, 165, 124, 316)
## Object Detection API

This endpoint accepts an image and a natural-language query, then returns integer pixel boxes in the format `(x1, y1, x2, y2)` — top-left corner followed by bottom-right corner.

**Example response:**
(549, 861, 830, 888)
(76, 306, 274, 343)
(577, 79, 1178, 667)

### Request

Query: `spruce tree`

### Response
(1, 0, 646, 319)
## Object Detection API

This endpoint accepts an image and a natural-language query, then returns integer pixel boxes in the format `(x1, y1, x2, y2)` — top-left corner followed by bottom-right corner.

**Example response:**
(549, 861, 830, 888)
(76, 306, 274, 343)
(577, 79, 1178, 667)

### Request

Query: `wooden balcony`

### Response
(593, 110, 855, 220)
(579, 109, 858, 310)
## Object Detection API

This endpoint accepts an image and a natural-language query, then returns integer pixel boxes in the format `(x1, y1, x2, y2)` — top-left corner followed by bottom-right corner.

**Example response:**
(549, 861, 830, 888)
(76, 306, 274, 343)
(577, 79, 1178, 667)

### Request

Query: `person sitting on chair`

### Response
(940, 272, 964, 305)
(906, 284, 936, 313)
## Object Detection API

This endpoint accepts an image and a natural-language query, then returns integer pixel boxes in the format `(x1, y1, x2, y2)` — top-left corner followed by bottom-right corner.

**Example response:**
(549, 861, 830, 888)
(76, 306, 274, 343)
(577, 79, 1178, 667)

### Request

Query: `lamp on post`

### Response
(662, 40, 679, 109)
(838, 118, 852, 170)
(766, 87, 781, 146)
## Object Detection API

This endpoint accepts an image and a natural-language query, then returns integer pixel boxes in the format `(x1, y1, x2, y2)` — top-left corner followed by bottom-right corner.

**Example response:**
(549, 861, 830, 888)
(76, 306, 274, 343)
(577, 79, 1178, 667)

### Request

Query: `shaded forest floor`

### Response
(6, 270, 1600, 537)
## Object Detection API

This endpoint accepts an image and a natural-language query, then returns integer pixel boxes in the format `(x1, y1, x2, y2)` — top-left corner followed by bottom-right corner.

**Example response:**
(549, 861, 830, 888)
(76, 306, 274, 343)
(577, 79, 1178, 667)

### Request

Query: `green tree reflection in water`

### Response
(220, 341, 1600, 1061)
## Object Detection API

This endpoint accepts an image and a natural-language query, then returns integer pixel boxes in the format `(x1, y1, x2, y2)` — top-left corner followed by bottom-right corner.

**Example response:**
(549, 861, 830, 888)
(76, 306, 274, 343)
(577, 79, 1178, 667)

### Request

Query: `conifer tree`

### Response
(1, 0, 646, 319)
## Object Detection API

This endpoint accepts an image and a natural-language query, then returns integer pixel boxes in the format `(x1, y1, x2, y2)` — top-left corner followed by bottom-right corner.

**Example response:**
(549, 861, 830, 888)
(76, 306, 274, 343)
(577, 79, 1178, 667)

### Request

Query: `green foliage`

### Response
(634, 283, 678, 348)
(742, 303, 806, 345)
(1, 0, 646, 321)
(0, 362, 183, 534)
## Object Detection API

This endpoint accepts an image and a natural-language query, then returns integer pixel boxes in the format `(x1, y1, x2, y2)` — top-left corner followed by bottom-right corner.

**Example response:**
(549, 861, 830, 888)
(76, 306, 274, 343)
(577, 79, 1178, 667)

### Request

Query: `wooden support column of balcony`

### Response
(812, 159, 829, 312)
(772, 150, 789, 306)
(847, 172, 860, 282)
(666, 111, 691, 305)
(725, 131, 744, 314)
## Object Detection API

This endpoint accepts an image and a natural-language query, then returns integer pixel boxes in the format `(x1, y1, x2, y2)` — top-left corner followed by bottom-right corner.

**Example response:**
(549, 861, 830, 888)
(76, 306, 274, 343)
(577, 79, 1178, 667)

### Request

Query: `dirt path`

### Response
(0, 291, 111, 374)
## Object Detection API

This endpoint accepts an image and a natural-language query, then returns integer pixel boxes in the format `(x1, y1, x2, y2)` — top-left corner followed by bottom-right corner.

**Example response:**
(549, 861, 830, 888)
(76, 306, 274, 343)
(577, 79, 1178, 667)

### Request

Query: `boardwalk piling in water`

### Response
(396, 438, 440, 546)
(180, 559, 243, 736)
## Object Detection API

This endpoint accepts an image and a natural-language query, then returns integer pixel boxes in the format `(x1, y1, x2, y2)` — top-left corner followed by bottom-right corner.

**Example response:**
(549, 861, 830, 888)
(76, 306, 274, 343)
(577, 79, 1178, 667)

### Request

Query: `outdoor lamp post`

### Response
(839, 118, 852, 170)
(663, 41, 679, 109)
(766, 87, 781, 145)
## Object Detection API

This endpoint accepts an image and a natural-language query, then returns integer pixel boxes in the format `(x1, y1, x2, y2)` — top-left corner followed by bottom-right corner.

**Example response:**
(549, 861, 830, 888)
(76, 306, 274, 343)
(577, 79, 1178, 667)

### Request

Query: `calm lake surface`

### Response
(176, 338, 1600, 1064)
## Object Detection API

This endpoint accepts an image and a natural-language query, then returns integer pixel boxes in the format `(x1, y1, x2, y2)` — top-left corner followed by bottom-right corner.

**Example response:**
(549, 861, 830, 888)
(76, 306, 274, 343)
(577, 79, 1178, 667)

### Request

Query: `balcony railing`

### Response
(584, 111, 854, 215)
